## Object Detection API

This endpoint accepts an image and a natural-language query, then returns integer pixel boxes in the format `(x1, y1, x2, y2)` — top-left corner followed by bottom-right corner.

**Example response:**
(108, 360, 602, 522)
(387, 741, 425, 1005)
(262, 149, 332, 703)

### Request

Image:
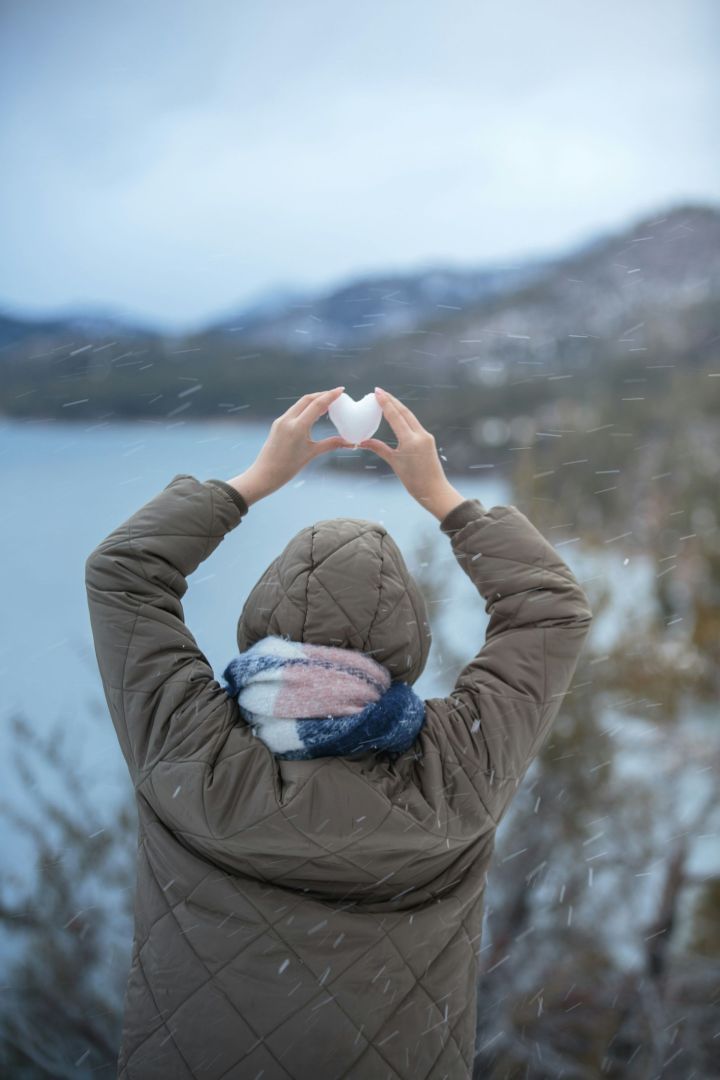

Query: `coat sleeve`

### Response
(84, 473, 278, 829)
(423, 497, 593, 825)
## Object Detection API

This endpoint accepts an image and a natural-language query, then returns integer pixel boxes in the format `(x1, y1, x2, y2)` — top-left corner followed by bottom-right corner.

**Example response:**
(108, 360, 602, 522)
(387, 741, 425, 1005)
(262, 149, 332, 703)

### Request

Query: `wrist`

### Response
(423, 484, 465, 521)
(226, 468, 266, 507)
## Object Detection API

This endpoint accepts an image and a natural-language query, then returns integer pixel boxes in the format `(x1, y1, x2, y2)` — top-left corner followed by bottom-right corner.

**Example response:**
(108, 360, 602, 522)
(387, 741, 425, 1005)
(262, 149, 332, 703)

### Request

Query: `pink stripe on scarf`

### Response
(274, 645, 391, 718)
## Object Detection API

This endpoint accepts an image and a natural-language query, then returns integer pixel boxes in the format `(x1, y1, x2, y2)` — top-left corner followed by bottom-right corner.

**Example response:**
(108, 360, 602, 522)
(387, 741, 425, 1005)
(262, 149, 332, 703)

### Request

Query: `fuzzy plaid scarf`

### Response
(221, 634, 426, 760)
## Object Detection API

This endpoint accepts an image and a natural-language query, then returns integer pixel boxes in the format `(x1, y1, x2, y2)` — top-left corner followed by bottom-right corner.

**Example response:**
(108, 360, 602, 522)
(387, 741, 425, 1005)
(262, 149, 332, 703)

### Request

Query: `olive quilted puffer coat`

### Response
(85, 473, 593, 1079)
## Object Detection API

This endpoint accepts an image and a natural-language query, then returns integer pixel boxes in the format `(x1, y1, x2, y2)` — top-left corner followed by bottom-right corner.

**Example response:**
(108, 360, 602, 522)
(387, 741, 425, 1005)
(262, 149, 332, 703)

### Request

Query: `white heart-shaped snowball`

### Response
(327, 391, 383, 445)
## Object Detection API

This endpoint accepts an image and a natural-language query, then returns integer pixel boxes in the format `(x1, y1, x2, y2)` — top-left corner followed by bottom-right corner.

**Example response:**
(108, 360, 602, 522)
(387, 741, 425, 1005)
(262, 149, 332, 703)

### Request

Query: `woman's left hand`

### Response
(227, 386, 353, 505)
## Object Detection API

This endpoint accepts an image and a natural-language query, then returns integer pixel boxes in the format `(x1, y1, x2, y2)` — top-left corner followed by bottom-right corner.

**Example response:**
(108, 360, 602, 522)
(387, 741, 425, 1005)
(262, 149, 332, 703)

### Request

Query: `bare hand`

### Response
(230, 387, 354, 504)
(359, 388, 463, 517)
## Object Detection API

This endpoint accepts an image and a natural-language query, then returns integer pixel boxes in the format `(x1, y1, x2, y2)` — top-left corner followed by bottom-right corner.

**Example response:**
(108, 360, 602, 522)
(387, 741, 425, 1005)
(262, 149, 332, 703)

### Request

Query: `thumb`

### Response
(358, 437, 392, 461)
(312, 435, 354, 455)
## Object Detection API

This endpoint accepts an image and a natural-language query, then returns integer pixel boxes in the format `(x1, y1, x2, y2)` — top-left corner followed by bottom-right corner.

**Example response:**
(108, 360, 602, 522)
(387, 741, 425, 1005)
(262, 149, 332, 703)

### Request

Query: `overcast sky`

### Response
(1, 0, 718, 332)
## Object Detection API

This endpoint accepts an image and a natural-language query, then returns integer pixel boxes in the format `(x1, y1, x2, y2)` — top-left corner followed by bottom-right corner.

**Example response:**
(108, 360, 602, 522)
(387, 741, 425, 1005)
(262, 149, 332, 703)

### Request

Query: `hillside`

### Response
(1, 202, 717, 458)
(200, 255, 555, 349)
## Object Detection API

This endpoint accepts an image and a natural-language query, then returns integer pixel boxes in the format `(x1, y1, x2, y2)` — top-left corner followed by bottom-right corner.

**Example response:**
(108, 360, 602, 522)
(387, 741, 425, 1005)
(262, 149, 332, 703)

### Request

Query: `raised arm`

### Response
(85, 388, 351, 837)
(424, 496, 593, 823)
(84, 473, 259, 784)
(360, 387, 593, 825)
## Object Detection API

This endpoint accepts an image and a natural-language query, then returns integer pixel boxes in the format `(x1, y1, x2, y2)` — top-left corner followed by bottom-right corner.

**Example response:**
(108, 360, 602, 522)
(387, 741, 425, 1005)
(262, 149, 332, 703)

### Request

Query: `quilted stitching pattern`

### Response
(84, 475, 592, 1078)
(126, 808, 478, 1079)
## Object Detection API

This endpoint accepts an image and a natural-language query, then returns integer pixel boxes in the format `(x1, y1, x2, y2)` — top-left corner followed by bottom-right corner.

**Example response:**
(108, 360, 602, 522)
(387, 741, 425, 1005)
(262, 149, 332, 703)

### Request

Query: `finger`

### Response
(377, 388, 424, 434)
(358, 437, 394, 460)
(284, 389, 334, 420)
(311, 435, 354, 455)
(297, 386, 345, 426)
(374, 390, 413, 441)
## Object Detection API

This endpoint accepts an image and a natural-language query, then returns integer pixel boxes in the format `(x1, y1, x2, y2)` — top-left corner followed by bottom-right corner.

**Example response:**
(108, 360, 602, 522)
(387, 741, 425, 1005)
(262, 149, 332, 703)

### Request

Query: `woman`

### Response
(85, 386, 593, 1079)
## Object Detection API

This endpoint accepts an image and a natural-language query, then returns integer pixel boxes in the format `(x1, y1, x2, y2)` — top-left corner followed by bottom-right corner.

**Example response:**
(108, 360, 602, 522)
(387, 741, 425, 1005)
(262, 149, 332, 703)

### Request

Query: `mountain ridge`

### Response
(5, 199, 715, 355)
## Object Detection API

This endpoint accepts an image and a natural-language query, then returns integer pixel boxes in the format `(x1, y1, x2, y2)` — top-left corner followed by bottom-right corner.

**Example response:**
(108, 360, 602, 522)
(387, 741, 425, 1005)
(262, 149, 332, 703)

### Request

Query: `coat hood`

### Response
(236, 515, 432, 685)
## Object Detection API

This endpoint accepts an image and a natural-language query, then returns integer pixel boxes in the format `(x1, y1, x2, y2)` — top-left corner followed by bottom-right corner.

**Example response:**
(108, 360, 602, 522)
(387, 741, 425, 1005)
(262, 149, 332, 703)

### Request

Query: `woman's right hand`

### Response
(359, 388, 465, 519)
